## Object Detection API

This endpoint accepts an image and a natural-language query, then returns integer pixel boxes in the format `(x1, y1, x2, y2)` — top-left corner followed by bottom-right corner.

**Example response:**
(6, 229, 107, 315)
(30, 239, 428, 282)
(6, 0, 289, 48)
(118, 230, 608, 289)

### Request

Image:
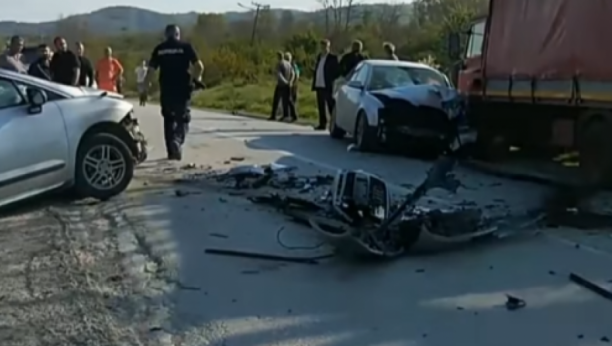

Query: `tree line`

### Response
(11, 0, 488, 92)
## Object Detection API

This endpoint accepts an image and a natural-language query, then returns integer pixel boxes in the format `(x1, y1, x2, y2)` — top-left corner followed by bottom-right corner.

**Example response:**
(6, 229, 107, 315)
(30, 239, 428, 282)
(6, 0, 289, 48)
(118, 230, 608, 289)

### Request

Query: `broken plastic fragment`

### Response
(505, 294, 526, 311)
(346, 144, 358, 152)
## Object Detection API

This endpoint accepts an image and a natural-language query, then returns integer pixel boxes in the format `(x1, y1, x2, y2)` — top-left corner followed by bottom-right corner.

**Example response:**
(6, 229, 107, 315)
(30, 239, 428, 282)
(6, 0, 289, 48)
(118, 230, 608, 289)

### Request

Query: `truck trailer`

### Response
(450, 0, 612, 186)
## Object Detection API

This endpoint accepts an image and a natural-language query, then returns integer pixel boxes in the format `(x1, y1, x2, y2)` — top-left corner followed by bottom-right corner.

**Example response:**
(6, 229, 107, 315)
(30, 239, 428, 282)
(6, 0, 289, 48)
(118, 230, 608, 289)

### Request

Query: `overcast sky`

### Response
(2, 0, 404, 22)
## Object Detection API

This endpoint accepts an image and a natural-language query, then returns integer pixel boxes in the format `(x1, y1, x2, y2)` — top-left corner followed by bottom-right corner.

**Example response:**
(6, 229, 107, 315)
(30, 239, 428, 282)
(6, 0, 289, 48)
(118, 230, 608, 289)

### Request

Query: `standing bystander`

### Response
(27, 44, 52, 81)
(383, 42, 399, 60)
(339, 40, 368, 77)
(95, 47, 123, 92)
(50, 37, 80, 86)
(0, 36, 27, 73)
(269, 51, 297, 122)
(312, 39, 339, 130)
(75, 42, 94, 87)
(135, 60, 148, 106)
(285, 51, 300, 115)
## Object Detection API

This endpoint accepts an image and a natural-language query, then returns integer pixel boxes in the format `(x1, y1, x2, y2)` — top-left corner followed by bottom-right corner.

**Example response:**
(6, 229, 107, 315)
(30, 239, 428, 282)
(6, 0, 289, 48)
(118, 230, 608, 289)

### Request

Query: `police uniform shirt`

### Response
(149, 40, 198, 94)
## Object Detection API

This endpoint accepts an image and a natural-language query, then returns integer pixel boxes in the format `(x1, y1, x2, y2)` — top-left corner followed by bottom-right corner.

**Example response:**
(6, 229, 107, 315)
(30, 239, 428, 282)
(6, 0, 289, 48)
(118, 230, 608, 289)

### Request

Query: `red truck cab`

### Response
(457, 18, 485, 95)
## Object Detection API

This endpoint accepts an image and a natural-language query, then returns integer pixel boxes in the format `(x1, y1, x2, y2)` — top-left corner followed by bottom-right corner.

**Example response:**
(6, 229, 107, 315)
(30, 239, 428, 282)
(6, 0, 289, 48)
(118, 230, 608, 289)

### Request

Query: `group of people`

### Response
(271, 39, 399, 130)
(0, 35, 125, 93)
(0, 24, 204, 163)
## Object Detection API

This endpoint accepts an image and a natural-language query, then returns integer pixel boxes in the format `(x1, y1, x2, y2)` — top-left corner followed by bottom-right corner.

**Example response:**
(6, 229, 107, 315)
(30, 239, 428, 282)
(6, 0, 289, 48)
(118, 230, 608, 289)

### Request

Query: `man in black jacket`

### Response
(50, 36, 80, 86)
(339, 40, 367, 78)
(27, 44, 52, 81)
(75, 42, 94, 87)
(312, 39, 339, 130)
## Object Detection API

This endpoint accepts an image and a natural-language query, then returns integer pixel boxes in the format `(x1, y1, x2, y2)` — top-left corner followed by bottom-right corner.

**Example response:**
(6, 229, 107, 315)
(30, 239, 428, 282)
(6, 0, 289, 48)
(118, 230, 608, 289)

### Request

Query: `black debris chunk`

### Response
(505, 294, 526, 311)
(175, 189, 189, 197)
(204, 248, 333, 264)
(569, 272, 612, 301)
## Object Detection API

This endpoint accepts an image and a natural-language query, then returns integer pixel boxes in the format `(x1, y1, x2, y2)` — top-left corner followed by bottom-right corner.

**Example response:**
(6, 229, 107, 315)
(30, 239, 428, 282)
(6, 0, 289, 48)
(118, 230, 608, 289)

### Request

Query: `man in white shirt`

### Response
(135, 60, 148, 106)
(311, 39, 339, 130)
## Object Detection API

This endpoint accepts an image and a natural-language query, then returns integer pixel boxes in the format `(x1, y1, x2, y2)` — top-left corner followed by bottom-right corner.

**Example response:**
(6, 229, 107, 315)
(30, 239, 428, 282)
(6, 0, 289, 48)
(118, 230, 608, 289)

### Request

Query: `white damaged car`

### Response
(0, 69, 147, 207)
(331, 60, 475, 153)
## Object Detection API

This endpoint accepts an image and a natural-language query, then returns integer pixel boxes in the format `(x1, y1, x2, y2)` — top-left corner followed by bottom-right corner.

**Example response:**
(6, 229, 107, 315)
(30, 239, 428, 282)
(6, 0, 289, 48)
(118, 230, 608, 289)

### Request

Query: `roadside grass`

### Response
(191, 78, 318, 124)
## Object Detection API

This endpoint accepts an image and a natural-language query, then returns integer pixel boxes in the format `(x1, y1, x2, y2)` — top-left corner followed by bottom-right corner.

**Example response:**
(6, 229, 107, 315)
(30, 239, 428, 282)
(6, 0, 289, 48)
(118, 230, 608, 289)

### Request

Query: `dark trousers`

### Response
(291, 85, 298, 105)
(160, 92, 191, 155)
(271, 84, 297, 120)
(315, 88, 335, 127)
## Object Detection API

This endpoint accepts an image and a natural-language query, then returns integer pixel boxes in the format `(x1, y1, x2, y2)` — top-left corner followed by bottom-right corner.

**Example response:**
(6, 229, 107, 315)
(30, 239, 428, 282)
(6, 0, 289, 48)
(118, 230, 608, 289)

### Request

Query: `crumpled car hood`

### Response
(370, 84, 460, 110)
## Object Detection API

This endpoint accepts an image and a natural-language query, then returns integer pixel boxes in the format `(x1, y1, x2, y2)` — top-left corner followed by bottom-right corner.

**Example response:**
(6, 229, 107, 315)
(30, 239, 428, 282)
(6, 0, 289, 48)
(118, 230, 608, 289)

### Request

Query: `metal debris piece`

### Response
(346, 143, 358, 152)
(218, 163, 296, 189)
(505, 294, 526, 310)
(204, 248, 333, 264)
(175, 189, 189, 197)
(569, 272, 612, 301)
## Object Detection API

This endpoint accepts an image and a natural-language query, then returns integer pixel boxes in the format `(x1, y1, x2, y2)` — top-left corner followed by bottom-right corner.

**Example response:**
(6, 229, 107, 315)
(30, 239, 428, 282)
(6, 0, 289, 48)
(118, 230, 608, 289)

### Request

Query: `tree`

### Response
(279, 10, 295, 33)
(194, 13, 228, 46)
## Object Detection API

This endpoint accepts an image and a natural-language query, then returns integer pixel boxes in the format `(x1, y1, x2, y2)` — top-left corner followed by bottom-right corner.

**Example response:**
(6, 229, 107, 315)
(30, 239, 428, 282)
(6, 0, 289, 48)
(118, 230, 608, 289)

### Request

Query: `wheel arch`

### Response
(76, 120, 137, 165)
(360, 94, 382, 126)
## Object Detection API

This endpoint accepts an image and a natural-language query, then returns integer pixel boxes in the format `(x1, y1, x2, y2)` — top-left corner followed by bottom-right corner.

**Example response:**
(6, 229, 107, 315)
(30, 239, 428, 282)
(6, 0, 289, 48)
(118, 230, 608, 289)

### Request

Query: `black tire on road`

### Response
(329, 108, 346, 139)
(74, 132, 134, 200)
(353, 111, 377, 151)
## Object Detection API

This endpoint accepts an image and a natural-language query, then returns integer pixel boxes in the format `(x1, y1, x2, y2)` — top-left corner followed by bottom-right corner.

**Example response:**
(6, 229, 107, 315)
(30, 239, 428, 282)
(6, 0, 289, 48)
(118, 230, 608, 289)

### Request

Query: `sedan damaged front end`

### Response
(371, 85, 475, 151)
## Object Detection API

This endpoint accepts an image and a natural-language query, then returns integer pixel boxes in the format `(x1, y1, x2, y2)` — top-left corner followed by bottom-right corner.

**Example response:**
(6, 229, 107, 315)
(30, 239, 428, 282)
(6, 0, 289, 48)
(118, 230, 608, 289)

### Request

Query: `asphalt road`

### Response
(133, 104, 612, 345)
(2, 103, 612, 346)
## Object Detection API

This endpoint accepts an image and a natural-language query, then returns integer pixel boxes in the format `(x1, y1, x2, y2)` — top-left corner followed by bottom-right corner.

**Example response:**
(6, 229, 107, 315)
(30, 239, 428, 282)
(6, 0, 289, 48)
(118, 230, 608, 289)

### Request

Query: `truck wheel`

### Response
(473, 132, 508, 161)
(74, 132, 135, 200)
(353, 111, 377, 151)
(579, 116, 612, 188)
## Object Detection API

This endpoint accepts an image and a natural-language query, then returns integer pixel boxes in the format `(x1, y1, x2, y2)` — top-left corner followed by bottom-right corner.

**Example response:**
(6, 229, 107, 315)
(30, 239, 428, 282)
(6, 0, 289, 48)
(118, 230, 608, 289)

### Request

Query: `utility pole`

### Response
(238, 1, 269, 45)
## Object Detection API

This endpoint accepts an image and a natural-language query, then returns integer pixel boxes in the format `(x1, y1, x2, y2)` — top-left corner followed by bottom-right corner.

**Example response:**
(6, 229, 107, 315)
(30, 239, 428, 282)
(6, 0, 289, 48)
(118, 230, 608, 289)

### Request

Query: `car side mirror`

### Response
(447, 32, 461, 60)
(26, 88, 47, 114)
(347, 80, 364, 90)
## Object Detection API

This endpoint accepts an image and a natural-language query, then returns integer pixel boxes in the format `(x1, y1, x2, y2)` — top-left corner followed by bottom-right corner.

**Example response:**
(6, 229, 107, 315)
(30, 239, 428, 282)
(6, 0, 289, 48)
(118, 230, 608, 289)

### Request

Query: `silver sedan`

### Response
(0, 69, 147, 207)
(330, 60, 459, 152)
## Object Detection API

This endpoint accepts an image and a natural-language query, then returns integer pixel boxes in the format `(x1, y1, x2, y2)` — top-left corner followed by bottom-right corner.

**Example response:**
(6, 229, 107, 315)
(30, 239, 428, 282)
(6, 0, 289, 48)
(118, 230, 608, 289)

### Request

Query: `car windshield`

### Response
(368, 65, 448, 90)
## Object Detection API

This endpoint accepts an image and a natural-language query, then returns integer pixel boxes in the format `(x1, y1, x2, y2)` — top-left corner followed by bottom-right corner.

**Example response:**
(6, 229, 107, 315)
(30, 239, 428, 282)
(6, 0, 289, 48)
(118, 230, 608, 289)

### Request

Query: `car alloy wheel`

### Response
(82, 144, 127, 191)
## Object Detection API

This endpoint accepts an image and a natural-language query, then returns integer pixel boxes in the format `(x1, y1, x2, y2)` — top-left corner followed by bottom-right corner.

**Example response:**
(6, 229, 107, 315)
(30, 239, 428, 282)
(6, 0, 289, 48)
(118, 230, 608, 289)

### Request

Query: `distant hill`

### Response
(0, 4, 412, 37)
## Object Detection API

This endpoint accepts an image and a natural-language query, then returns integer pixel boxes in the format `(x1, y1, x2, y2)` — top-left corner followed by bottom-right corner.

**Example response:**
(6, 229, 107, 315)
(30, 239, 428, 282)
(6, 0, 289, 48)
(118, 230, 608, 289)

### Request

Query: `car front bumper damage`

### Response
(121, 114, 148, 164)
(373, 91, 476, 150)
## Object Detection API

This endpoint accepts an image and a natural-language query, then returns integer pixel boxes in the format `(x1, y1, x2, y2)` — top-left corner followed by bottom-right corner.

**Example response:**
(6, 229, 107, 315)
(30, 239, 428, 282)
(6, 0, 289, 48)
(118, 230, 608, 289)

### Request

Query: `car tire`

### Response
(329, 108, 346, 139)
(353, 111, 377, 151)
(74, 132, 134, 200)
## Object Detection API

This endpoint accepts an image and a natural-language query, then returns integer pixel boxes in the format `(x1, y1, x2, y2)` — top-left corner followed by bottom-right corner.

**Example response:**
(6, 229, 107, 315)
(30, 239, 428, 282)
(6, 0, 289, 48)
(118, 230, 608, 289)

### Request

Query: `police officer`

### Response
(144, 24, 204, 160)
